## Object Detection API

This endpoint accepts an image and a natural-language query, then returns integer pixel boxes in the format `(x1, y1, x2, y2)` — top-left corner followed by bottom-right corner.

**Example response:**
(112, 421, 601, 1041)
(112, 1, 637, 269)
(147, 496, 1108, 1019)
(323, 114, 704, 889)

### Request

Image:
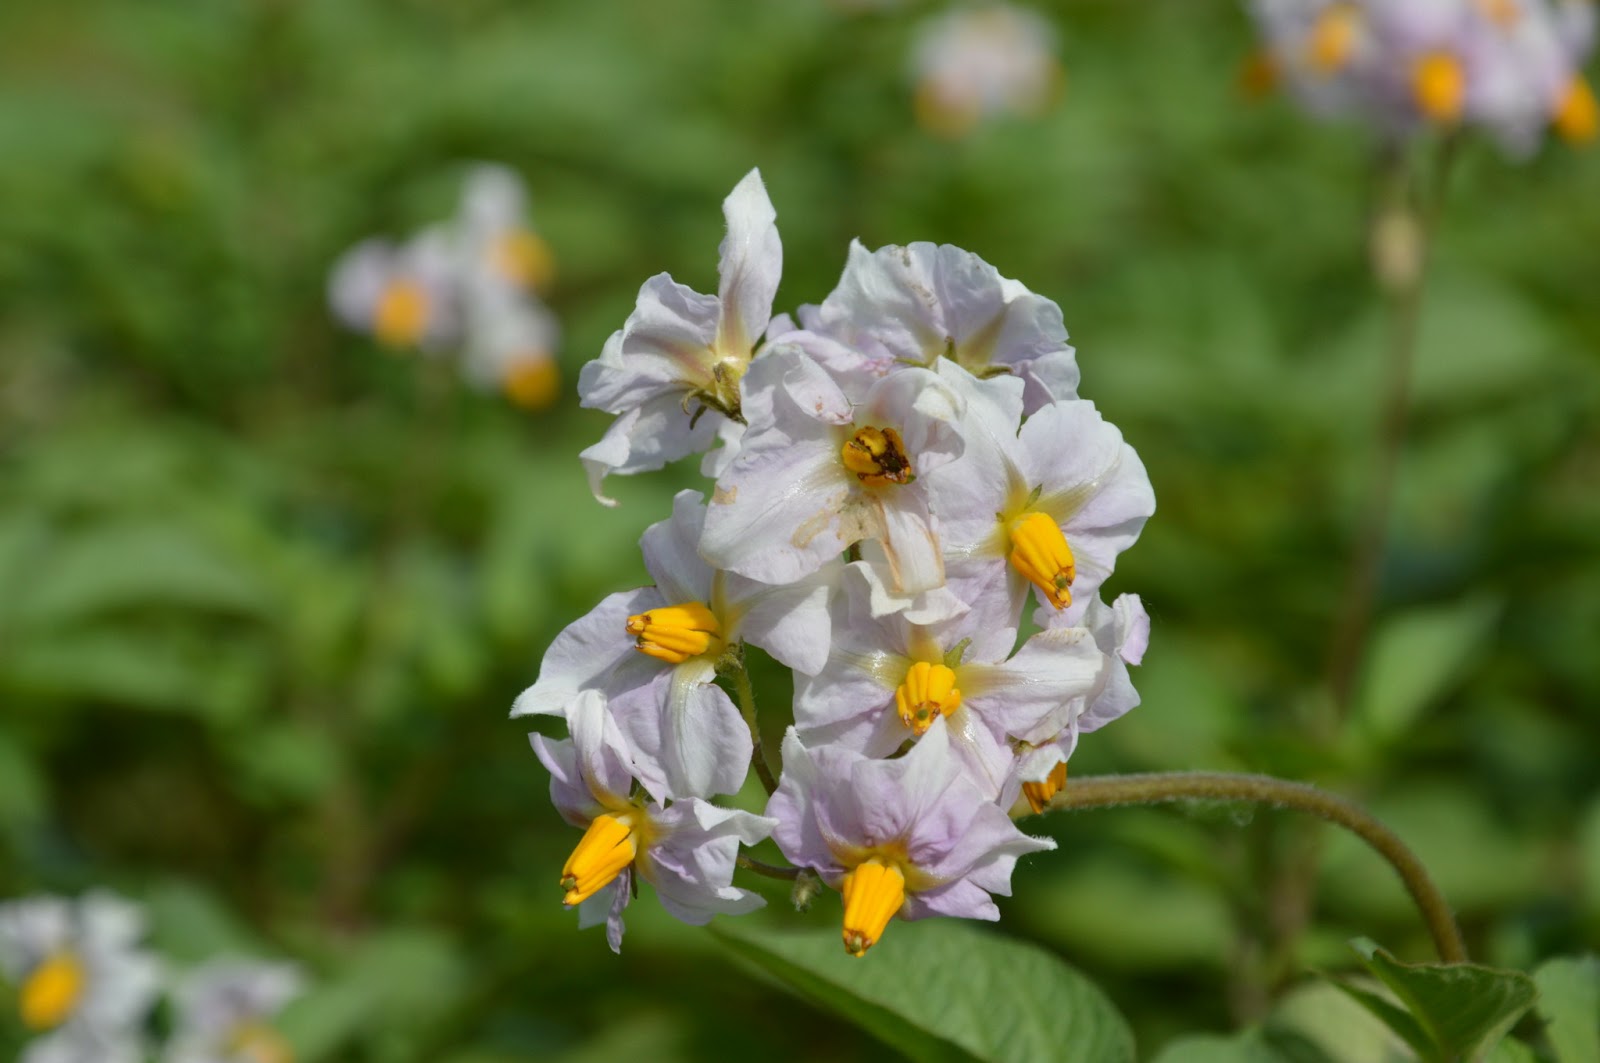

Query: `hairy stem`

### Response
(737, 854, 801, 881)
(1048, 771, 1467, 965)
(725, 652, 780, 795)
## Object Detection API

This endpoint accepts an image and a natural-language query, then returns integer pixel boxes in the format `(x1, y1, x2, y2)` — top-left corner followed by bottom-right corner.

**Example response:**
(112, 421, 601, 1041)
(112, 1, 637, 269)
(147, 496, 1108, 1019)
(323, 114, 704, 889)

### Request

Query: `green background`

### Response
(1, 0, 1596, 1059)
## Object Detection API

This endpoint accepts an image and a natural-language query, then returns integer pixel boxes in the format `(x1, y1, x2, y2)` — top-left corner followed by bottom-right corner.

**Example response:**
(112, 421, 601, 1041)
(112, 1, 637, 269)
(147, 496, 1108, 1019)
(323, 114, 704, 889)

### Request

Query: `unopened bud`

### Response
(1370, 206, 1423, 294)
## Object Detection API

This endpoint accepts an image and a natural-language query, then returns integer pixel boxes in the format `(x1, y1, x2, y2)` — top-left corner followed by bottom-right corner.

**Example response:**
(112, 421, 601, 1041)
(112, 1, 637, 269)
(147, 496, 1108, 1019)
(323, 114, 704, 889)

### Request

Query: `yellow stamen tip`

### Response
(505, 356, 560, 409)
(492, 229, 556, 292)
(1306, 4, 1361, 74)
(1555, 76, 1598, 144)
(1413, 51, 1466, 123)
(840, 859, 906, 958)
(1021, 761, 1069, 815)
(841, 426, 913, 486)
(624, 601, 723, 664)
(894, 661, 962, 736)
(227, 1022, 296, 1063)
(19, 951, 86, 1031)
(560, 813, 639, 906)
(1007, 510, 1075, 610)
(372, 279, 430, 349)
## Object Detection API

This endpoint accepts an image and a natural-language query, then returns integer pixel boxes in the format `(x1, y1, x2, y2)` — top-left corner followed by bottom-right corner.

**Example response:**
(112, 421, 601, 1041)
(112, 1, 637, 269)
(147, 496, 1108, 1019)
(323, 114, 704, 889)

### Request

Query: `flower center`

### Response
(491, 229, 556, 292)
(625, 602, 723, 664)
(841, 426, 913, 487)
(1476, 0, 1519, 27)
(372, 279, 430, 348)
(560, 812, 640, 906)
(1007, 510, 1075, 610)
(504, 356, 561, 409)
(894, 661, 962, 736)
(1306, 4, 1361, 74)
(1412, 52, 1465, 123)
(227, 1021, 296, 1063)
(1021, 761, 1068, 815)
(1555, 76, 1598, 144)
(19, 951, 85, 1031)
(840, 858, 906, 957)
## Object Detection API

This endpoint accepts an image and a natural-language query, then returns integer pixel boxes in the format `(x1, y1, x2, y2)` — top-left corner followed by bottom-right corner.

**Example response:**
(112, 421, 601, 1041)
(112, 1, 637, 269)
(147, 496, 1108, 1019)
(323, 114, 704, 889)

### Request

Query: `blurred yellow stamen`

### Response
(841, 859, 906, 957)
(1021, 761, 1068, 815)
(625, 602, 723, 664)
(1477, 0, 1520, 27)
(492, 229, 556, 292)
(505, 357, 560, 409)
(1008, 510, 1075, 610)
(372, 279, 429, 349)
(1238, 50, 1280, 98)
(913, 82, 980, 139)
(1413, 52, 1465, 122)
(19, 951, 84, 1031)
(1554, 76, 1598, 143)
(560, 812, 638, 906)
(227, 1022, 296, 1063)
(841, 426, 913, 487)
(1306, 4, 1361, 74)
(894, 661, 962, 735)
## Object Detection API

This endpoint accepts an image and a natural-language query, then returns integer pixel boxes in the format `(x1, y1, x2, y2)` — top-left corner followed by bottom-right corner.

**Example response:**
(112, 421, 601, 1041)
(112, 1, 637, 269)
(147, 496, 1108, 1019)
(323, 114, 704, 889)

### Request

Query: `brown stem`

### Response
(1047, 772, 1467, 965)
(737, 854, 801, 881)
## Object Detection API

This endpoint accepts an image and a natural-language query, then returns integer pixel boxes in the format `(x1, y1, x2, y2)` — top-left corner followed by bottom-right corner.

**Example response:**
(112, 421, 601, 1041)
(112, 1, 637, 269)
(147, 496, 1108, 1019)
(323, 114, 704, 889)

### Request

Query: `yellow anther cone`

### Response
(1413, 52, 1466, 123)
(373, 280, 429, 349)
(625, 601, 722, 664)
(895, 661, 962, 735)
(560, 813, 638, 906)
(20, 951, 85, 1031)
(1555, 76, 1598, 144)
(505, 358, 561, 410)
(1021, 761, 1069, 815)
(840, 859, 906, 957)
(1307, 4, 1360, 74)
(841, 426, 913, 486)
(493, 229, 556, 292)
(1008, 510, 1075, 610)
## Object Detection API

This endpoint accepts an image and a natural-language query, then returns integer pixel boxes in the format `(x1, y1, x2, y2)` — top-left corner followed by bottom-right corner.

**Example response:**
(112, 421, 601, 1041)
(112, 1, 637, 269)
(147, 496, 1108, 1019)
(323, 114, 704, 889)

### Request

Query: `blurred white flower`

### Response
(455, 163, 556, 299)
(327, 230, 459, 352)
(911, 4, 1062, 137)
(165, 959, 302, 1063)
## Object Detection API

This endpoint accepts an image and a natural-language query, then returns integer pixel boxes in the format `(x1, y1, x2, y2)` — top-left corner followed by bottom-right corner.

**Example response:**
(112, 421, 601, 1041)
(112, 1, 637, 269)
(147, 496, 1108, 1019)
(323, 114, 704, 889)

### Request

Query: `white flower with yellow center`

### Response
(460, 293, 562, 410)
(327, 230, 459, 352)
(0, 892, 160, 1063)
(534, 690, 774, 953)
(579, 169, 782, 505)
(455, 164, 556, 299)
(166, 960, 302, 1063)
(513, 490, 833, 799)
(910, 4, 1062, 138)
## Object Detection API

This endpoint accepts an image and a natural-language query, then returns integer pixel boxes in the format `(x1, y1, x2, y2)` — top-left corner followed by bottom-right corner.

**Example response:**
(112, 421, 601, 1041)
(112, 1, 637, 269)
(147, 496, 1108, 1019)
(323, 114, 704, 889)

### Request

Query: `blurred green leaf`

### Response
(1352, 596, 1501, 748)
(0, 728, 45, 829)
(715, 917, 1134, 1063)
(1534, 956, 1600, 1063)
(1267, 980, 1408, 1063)
(1149, 1028, 1337, 1063)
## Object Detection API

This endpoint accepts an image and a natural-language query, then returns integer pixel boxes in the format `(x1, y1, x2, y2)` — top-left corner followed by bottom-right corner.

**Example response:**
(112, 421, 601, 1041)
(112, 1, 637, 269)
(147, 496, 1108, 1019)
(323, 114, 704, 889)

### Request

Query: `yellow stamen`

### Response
(227, 1022, 296, 1063)
(1306, 4, 1361, 74)
(1021, 761, 1068, 815)
(894, 661, 962, 736)
(19, 951, 85, 1031)
(504, 356, 560, 409)
(625, 601, 723, 664)
(840, 426, 913, 487)
(1413, 52, 1465, 123)
(840, 859, 906, 957)
(1477, 0, 1520, 28)
(1554, 76, 1598, 144)
(560, 812, 639, 906)
(1007, 510, 1075, 610)
(491, 229, 556, 292)
(372, 279, 430, 349)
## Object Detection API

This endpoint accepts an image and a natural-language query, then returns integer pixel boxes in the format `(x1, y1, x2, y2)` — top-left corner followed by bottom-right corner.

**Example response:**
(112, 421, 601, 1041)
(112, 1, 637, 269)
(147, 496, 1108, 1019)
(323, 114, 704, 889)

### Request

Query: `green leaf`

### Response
(1534, 956, 1600, 1063)
(1331, 939, 1538, 1063)
(1149, 1028, 1338, 1063)
(714, 916, 1135, 1063)
(1352, 596, 1501, 747)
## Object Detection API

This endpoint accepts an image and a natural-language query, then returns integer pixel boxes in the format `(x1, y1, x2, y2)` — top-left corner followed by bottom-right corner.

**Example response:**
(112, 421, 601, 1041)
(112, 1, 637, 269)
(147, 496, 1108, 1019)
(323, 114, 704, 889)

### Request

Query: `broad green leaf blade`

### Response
(1150, 1028, 1338, 1063)
(1352, 596, 1500, 747)
(1534, 956, 1600, 1063)
(1328, 979, 1439, 1062)
(714, 917, 1135, 1063)
(1349, 939, 1538, 1061)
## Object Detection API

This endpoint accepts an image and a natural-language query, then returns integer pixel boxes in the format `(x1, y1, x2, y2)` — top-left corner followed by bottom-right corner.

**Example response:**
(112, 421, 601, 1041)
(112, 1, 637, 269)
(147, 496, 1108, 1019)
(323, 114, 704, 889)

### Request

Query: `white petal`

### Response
(714, 169, 782, 359)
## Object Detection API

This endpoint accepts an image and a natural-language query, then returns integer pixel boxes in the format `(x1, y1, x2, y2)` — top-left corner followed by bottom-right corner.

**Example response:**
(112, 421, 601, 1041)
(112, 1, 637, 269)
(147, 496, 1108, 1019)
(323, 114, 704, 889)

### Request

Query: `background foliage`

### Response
(1, 0, 1596, 1059)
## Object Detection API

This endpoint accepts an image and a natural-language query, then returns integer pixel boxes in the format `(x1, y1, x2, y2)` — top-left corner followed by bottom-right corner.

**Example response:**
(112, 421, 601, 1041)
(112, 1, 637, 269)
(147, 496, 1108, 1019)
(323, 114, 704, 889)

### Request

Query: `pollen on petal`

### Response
(372, 279, 430, 349)
(505, 356, 561, 409)
(894, 661, 962, 736)
(1021, 761, 1068, 815)
(1554, 76, 1598, 144)
(1412, 52, 1465, 123)
(19, 951, 86, 1031)
(840, 859, 906, 957)
(560, 812, 638, 906)
(1305, 4, 1360, 75)
(1007, 510, 1075, 610)
(625, 601, 723, 664)
(841, 426, 914, 487)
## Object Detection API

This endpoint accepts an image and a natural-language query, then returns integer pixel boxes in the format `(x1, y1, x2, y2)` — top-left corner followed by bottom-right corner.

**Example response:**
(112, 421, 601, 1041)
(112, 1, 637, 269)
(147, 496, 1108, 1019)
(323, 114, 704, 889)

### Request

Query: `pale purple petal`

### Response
(640, 491, 715, 603)
(714, 169, 782, 359)
(579, 392, 723, 507)
(511, 588, 663, 718)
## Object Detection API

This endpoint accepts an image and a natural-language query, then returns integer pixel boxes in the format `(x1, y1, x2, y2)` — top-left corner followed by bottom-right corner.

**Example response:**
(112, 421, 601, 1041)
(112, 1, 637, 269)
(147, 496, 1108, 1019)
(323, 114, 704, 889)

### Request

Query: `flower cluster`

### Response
(516, 170, 1154, 957)
(1248, 0, 1598, 155)
(0, 892, 302, 1063)
(328, 164, 563, 408)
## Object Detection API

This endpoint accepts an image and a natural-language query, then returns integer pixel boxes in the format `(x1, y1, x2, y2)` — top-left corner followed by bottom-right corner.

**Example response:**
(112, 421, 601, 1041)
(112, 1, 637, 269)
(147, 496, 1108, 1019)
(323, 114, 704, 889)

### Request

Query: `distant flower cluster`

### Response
(0, 892, 301, 1063)
(329, 165, 562, 409)
(910, 4, 1062, 136)
(515, 170, 1152, 957)
(1248, 0, 1598, 155)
